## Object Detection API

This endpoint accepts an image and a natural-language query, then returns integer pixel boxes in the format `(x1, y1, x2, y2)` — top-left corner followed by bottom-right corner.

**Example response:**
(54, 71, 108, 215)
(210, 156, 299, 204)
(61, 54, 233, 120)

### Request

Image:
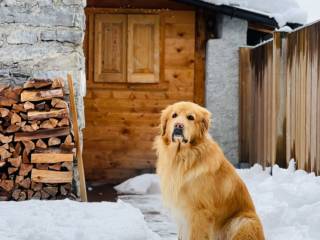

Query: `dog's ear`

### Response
(200, 108, 212, 134)
(160, 105, 171, 136)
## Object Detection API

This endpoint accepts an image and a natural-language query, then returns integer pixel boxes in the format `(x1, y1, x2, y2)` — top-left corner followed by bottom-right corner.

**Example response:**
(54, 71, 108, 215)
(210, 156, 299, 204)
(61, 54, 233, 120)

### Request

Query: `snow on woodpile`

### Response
(201, 0, 308, 27)
(0, 199, 161, 240)
(116, 161, 320, 240)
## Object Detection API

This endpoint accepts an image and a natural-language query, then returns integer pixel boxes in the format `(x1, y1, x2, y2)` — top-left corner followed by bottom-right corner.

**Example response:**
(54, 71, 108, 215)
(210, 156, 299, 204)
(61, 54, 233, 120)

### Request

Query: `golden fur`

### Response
(154, 102, 265, 240)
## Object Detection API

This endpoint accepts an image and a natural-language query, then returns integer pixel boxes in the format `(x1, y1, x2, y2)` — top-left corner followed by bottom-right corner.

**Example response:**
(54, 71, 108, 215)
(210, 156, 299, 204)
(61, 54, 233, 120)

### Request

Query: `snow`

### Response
(200, 0, 308, 27)
(296, 0, 320, 23)
(116, 161, 320, 240)
(0, 199, 160, 240)
(115, 173, 160, 195)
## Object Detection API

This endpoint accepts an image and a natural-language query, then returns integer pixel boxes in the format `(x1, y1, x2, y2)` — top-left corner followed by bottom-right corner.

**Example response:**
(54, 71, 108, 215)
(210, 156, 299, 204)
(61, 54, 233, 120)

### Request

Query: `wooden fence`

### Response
(240, 21, 320, 174)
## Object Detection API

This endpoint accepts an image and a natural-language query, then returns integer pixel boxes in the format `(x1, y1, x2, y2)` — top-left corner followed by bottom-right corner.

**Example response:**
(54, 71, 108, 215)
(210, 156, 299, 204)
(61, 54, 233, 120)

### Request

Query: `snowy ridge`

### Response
(116, 161, 320, 240)
(200, 0, 308, 27)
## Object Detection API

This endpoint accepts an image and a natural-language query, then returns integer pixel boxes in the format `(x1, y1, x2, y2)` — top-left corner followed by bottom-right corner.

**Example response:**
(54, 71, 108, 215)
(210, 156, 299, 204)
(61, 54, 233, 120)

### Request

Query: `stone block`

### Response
(7, 30, 38, 44)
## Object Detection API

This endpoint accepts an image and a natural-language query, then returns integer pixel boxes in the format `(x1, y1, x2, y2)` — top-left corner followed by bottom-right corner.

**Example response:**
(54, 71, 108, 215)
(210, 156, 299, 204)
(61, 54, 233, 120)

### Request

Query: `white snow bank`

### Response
(201, 0, 308, 27)
(0, 199, 160, 240)
(115, 173, 160, 195)
(115, 161, 320, 240)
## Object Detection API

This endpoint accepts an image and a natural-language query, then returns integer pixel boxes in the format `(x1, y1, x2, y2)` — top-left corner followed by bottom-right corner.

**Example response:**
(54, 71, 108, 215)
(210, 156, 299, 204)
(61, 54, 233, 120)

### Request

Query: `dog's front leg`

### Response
(188, 214, 210, 240)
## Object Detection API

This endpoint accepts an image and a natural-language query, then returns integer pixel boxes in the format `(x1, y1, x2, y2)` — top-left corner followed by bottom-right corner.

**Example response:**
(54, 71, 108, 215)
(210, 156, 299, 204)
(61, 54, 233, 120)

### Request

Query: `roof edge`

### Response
(174, 0, 279, 28)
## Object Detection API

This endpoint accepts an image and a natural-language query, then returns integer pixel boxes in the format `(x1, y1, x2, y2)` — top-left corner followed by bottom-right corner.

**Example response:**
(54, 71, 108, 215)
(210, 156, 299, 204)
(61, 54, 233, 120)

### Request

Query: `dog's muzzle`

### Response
(172, 123, 188, 143)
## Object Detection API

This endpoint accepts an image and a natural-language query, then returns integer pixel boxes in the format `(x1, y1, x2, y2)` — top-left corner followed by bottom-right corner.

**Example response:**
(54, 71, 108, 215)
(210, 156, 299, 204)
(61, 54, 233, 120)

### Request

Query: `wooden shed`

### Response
(83, 0, 281, 183)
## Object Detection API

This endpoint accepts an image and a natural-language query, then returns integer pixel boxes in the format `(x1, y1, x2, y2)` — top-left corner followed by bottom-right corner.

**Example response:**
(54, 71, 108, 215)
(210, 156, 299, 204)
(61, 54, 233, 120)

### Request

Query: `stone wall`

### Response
(0, 0, 86, 197)
(0, 0, 86, 130)
(206, 15, 248, 165)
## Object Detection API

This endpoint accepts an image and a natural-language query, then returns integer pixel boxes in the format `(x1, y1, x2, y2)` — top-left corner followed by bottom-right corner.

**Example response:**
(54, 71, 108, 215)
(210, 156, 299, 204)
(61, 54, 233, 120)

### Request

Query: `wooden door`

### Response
(84, 9, 204, 183)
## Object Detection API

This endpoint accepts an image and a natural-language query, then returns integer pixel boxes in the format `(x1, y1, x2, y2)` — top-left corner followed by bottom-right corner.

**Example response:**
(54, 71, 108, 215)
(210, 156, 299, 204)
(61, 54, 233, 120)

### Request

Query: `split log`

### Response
(0, 134, 13, 144)
(12, 189, 21, 200)
(58, 118, 69, 127)
(51, 78, 64, 89)
(31, 153, 73, 164)
(48, 137, 61, 146)
(15, 176, 24, 184)
(31, 169, 72, 183)
(0, 160, 6, 168)
(0, 147, 12, 159)
(23, 79, 52, 89)
(0, 108, 10, 117)
(36, 139, 47, 149)
(6, 124, 21, 133)
(27, 189, 34, 199)
(0, 96, 17, 107)
(13, 142, 22, 157)
(40, 118, 58, 129)
(43, 186, 58, 196)
(21, 125, 34, 132)
(18, 191, 27, 201)
(8, 156, 22, 168)
(21, 89, 64, 102)
(31, 122, 39, 131)
(51, 98, 68, 109)
(20, 113, 28, 120)
(34, 147, 73, 154)
(31, 182, 43, 191)
(22, 140, 35, 154)
(22, 149, 30, 163)
(27, 109, 68, 121)
(36, 163, 49, 170)
(14, 127, 70, 141)
(8, 167, 18, 175)
(49, 163, 61, 171)
(19, 178, 31, 189)
(41, 189, 50, 199)
(0, 180, 14, 192)
(12, 104, 25, 112)
(11, 113, 22, 125)
(23, 101, 35, 111)
(32, 191, 41, 199)
(19, 164, 33, 176)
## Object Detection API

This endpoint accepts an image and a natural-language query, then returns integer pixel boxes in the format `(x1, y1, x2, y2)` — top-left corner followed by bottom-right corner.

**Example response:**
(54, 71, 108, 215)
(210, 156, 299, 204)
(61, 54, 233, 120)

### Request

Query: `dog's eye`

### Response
(187, 115, 194, 121)
(172, 113, 178, 118)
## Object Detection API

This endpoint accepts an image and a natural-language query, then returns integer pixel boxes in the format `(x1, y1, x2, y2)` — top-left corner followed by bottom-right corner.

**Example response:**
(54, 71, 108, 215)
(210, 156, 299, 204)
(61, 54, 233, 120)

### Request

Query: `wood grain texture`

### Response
(94, 14, 127, 83)
(84, 9, 202, 183)
(127, 14, 160, 83)
(14, 127, 70, 141)
(31, 153, 73, 163)
(31, 169, 72, 183)
(240, 21, 320, 175)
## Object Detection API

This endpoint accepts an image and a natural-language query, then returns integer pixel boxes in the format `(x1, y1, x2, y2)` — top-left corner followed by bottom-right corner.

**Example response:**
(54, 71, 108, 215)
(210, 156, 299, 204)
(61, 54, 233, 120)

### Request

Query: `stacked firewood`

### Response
(0, 78, 76, 201)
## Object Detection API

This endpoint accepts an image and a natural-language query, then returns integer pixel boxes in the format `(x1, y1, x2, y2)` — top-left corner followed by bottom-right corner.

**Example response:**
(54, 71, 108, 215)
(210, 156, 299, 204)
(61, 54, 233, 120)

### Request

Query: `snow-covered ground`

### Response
(0, 199, 160, 240)
(1, 162, 319, 240)
(117, 161, 320, 240)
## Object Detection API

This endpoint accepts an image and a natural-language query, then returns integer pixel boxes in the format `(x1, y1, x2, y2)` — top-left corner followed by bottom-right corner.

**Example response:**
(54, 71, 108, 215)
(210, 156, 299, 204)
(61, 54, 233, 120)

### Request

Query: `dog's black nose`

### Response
(174, 123, 184, 129)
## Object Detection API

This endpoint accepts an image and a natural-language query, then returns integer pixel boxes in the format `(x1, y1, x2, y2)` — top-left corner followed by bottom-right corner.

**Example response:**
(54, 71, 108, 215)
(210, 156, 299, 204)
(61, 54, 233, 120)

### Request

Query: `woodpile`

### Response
(0, 78, 76, 201)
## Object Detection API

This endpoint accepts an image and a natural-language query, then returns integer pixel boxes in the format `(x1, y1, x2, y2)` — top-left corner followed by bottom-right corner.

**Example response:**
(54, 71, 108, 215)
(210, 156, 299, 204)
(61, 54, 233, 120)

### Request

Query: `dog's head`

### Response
(160, 102, 211, 146)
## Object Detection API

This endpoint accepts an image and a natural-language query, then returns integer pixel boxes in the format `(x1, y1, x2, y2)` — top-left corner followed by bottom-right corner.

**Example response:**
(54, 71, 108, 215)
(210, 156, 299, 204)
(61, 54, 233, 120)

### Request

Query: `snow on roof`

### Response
(201, 0, 308, 27)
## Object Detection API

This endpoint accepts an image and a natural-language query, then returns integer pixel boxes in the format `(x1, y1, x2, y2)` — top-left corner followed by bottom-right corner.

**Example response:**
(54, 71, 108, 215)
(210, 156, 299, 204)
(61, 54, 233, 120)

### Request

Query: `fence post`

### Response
(273, 31, 288, 168)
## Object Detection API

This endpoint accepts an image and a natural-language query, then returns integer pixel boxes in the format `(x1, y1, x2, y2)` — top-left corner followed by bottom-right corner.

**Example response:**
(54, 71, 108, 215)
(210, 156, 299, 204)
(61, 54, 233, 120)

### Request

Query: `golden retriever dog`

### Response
(154, 102, 265, 240)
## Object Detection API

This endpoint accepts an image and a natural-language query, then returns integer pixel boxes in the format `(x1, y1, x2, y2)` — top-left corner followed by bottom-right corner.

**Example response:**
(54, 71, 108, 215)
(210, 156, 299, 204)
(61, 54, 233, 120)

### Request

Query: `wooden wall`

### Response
(84, 8, 205, 183)
(240, 21, 320, 175)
